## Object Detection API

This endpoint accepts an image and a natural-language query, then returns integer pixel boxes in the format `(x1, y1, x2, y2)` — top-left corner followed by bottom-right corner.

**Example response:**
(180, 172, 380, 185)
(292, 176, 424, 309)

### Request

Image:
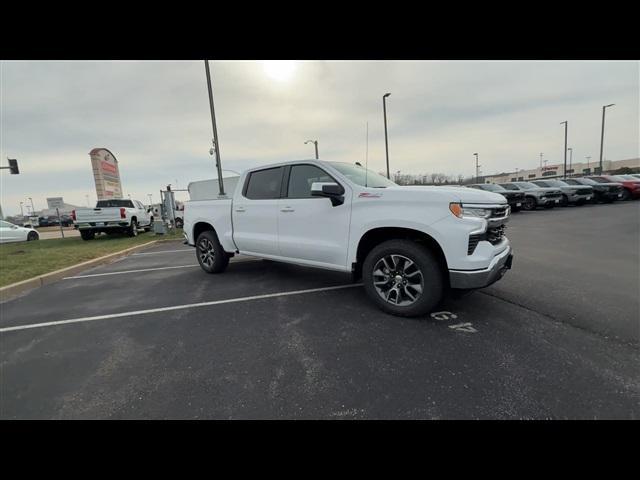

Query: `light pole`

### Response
(560, 121, 568, 179)
(304, 140, 319, 159)
(29, 197, 35, 214)
(473, 153, 480, 183)
(383, 93, 391, 179)
(539, 152, 544, 169)
(586, 156, 591, 174)
(19, 202, 24, 217)
(599, 103, 615, 174)
(204, 60, 225, 196)
(567, 147, 573, 176)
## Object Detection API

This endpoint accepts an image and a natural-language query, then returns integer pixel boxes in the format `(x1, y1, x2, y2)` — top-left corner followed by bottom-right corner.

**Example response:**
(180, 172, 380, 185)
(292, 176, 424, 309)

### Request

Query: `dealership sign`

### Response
(89, 148, 123, 200)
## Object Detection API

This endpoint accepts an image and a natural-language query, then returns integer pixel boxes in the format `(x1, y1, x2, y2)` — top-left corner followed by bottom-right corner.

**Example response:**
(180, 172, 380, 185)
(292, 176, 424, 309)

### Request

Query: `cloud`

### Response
(1, 60, 638, 216)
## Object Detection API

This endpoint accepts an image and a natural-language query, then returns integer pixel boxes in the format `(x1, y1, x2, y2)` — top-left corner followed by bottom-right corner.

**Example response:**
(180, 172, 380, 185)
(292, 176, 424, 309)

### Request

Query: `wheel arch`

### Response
(354, 227, 448, 282)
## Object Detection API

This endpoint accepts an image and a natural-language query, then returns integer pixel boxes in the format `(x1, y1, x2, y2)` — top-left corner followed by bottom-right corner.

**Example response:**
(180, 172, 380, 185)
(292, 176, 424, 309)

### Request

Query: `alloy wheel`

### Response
(198, 238, 215, 268)
(372, 254, 424, 306)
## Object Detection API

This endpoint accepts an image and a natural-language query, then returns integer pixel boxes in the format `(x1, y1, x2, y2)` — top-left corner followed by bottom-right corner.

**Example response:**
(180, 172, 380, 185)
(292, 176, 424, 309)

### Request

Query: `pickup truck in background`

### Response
(184, 160, 514, 317)
(72, 199, 153, 240)
(499, 181, 563, 210)
(531, 179, 593, 206)
(466, 183, 524, 212)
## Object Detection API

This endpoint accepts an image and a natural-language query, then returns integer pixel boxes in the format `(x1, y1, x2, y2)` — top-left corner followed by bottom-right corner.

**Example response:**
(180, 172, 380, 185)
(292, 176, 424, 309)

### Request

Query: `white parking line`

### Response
(63, 264, 200, 279)
(131, 249, 194, 256)
(0, 283, 363, 333)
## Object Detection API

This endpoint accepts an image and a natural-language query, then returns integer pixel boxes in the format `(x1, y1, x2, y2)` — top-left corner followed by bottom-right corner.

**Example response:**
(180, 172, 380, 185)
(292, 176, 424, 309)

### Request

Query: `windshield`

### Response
(588, 177, 612, 184)
(577, 178, 597, 185)
(96, 199, 134, 208)
(514, 182, 539, 189)
(476, 184, 506, 192)
(329, 162, 397, 188)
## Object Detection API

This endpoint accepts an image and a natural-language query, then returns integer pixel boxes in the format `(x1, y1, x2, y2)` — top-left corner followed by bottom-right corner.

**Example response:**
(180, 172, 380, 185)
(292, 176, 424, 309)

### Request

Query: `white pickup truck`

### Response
(184, 160, 513, 317)
(72, 199, 153, 240)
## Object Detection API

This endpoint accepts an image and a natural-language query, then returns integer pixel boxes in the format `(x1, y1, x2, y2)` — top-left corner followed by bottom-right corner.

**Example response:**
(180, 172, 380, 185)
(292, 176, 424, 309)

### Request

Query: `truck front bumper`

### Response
(449, 245, 513, 290)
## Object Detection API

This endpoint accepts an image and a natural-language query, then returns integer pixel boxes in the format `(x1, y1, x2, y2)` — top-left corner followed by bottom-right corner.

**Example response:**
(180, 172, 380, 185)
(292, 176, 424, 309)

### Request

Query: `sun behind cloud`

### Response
(262, 60, 297, 82)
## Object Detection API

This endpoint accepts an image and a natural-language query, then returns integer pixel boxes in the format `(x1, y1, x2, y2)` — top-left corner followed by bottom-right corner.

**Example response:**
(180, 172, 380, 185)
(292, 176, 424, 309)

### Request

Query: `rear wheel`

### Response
(196, 230, 229, 273)
(80, 230, 95, 241)
(363, 239, 444, 317)
(621, 189, 631, 201)
(560, 194, 569, 207)
(127, 220, 138, 237)
(27, 231, 39, 241)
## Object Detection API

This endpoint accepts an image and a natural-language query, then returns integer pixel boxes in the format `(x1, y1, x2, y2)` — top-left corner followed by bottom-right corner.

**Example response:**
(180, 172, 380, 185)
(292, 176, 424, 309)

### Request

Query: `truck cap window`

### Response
(245, 167, 284, 199)
(287, 165, 334, 198)
(96, 199, 134, 208)
(330, 162, 396, 188)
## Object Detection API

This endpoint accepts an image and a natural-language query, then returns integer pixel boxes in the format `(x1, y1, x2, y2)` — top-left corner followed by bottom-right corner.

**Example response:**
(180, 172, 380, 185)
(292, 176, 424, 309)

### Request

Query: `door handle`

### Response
(235, 207, 246, 213)
(280, 207, 295, 212)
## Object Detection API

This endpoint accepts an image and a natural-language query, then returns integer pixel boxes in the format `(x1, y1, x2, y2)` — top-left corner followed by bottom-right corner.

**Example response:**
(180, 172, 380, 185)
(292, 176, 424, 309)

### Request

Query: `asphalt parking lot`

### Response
(1, 201, 638, 419)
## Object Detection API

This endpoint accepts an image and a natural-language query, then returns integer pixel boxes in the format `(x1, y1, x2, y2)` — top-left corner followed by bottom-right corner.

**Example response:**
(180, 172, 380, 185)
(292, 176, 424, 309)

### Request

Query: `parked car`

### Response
(72, 199, 153, 240)
(466, 183, 524, 212)
(629, 174, 640, 180)
(184, 160, 513, 317)
(0, 220, 40, 243)
(563, 177, 623, 203)
(531, 179, 593, 206)
(588, 175, 640, 201)
(499, 182, 562, 210)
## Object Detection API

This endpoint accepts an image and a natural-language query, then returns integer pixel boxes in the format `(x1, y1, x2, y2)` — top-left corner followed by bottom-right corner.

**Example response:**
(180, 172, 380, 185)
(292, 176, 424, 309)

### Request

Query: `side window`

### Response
(287, 165, 334, 198)
(244, 167, 284, 200)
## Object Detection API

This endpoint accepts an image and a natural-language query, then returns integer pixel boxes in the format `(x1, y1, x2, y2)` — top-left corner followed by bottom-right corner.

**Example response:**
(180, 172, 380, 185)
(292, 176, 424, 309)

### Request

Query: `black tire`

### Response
(523, 197, 537, 211)
(195, 230, 229, 274)
(80, 230, 95, 241)
(560, 194, 569, 207)
(544, 203, 554, 209)
(362, 239, 444, 317)
(511, 205, 521, 213)
(127, 220, 138, 237)
(27, 231, 39, 241)
(621, 189, 631, 201)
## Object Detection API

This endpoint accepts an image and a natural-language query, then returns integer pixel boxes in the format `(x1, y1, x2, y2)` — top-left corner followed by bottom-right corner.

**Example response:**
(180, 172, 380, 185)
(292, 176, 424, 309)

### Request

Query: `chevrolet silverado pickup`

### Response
(531, 179, 593, 206)
(183, 160, 513, 317)
(72, 199, 153, 240)
(466, 183, 524, 212)
(499, 181, 562, 210)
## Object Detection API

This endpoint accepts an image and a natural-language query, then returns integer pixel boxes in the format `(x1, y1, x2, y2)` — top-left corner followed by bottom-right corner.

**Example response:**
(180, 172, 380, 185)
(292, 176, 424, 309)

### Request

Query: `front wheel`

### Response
(523, 197, 537, 211)
(560, 195, 569, 207)
(196, 230, 229, 274)
(27, 231, 39, 241)
(363, 239, 444, 317)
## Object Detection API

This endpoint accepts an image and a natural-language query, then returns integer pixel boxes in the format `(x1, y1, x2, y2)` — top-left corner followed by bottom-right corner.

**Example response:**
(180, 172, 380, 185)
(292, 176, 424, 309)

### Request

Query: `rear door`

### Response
(232, 166, 284, 256)
(277, 163, 351, 269)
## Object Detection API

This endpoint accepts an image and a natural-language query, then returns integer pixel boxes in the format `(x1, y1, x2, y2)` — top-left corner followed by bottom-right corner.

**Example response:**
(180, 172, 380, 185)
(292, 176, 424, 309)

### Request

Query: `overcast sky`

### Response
(1, 60, 638, 216)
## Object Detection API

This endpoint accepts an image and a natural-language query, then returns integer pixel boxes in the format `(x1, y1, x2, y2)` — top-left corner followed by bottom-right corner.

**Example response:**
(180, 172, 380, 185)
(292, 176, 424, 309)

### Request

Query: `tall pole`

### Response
(561, 121, 568, 179)
(204, 60, 225, 196)
(383, 93, 391, 179)
(586, 156, 591, 174)
(20, 202, 24, 217)
(599, 104, 615, 175)
(539, 152, 543, 169)
(305, 140, 319, 159)
(568, 147, 573, 176)
(474, 153, 480, 183)
(29, 197, 35, 213)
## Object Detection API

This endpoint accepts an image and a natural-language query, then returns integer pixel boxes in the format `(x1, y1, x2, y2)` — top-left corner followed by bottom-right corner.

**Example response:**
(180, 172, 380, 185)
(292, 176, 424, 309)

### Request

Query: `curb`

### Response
(0, 240, 163, 303)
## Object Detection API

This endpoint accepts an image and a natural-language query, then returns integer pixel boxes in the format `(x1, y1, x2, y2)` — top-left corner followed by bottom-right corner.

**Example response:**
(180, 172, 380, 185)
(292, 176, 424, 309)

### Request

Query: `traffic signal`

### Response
(8, 159, 19, 174)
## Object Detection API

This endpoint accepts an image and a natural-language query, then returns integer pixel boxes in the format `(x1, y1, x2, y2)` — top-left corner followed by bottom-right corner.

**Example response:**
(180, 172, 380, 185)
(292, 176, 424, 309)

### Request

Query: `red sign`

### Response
(101, 161, 117, 174)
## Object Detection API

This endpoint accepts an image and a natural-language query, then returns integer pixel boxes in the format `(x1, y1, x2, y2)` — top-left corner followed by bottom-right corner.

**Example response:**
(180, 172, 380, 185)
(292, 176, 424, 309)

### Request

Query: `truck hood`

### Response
(390, 186, 508, 204)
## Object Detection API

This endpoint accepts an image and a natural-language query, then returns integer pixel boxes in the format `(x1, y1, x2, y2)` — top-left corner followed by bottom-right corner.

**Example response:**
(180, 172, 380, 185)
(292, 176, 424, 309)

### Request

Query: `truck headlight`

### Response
(449, 203, 491, 219)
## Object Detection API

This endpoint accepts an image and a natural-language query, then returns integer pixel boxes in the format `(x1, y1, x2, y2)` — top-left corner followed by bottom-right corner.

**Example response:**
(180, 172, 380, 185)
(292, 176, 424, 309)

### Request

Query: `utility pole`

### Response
(383, 93, 391, 179)
(539, 152, 543, 170)
(474, 153, 480, 183)
(560, 121, 568, 179)
(586, 156, 591, 174)
(567, 147, 573, 176)
(204, 60, 225, 196)
(599, 104, 615, 174)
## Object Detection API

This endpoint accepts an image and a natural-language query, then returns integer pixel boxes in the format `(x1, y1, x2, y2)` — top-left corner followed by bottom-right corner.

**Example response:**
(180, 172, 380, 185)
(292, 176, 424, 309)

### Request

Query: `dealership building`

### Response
(482, 157, 640, 184)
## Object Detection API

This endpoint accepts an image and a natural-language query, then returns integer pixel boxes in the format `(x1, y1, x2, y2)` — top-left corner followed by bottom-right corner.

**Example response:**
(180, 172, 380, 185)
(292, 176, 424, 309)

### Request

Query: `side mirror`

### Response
(311, 182, 345, 206)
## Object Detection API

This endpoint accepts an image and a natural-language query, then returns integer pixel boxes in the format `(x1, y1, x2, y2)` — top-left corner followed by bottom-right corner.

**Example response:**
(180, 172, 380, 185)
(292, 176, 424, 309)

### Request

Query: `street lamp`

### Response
(383, 93, 391, 179)
(304, 140, 319, 159)
(586, 156, 591, 174)
(560, 121, 568, 179)
(204, 60, 225, 196)
(539, 152, 544, 169)
(599, 103, 615, 174)
(567, 147, 573, 176)
(19, 202, 24, 217)
(28, 197, 35, 213)
(473, 153, 480, 183)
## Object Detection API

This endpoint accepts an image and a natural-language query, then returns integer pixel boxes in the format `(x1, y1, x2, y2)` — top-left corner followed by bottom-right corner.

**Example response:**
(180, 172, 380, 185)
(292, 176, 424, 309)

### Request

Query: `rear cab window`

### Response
(243, 167, 284, 200)
(96, 199, 134, 208)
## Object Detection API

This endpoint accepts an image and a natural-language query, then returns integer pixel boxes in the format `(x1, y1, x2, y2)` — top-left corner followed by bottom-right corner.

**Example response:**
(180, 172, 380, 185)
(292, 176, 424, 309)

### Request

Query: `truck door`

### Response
(232, 166, 284, 256)
(277, 164, 351, 269)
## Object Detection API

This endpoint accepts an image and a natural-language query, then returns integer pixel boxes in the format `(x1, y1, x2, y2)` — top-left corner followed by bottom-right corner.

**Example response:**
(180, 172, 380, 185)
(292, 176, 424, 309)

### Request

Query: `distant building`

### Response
(483, 157, 640, 184)
(89, 148, 123, 199)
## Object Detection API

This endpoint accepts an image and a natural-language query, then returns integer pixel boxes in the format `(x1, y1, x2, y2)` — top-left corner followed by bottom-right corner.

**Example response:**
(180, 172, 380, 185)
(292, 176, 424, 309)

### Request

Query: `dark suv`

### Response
(467, 183, 524, 212)
(564, 178, 623, 203)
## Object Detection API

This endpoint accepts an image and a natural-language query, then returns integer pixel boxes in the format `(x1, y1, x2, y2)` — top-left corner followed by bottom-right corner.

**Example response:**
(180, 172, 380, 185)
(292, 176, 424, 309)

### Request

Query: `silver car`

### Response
(499, 182, 563, 211)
